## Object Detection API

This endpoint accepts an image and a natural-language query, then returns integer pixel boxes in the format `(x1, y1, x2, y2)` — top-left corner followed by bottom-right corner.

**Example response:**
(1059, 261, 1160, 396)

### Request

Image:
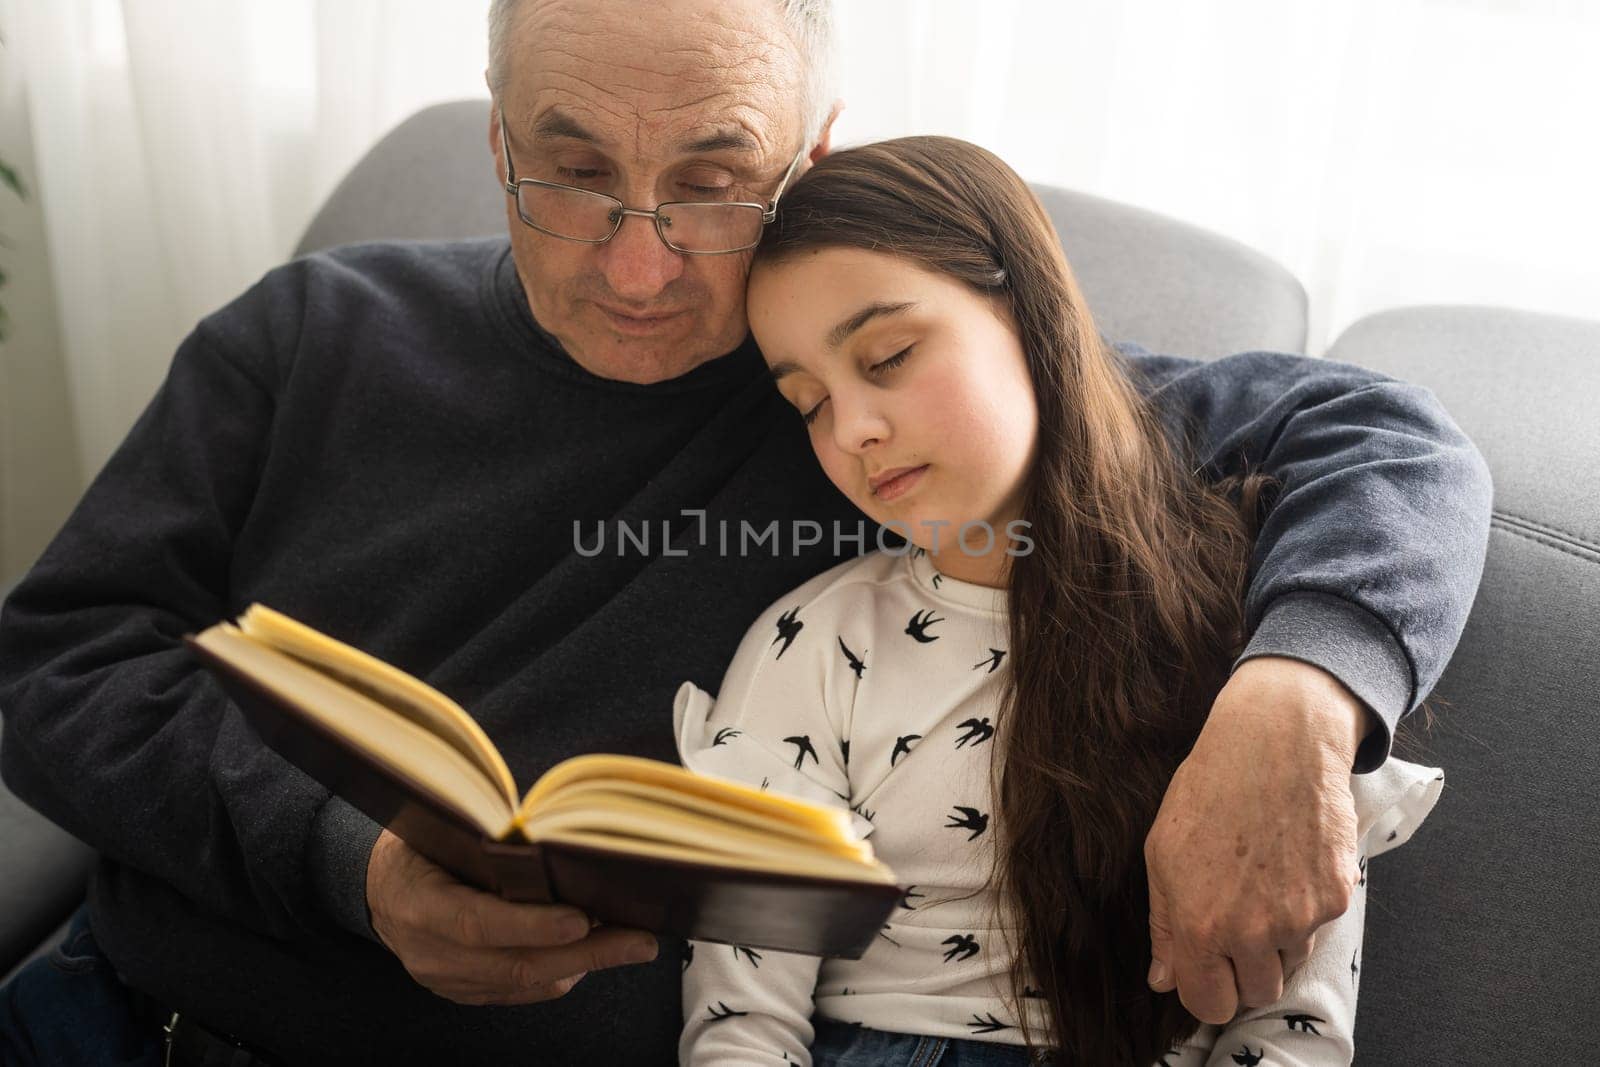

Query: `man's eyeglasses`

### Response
(498, 108, 804, 256)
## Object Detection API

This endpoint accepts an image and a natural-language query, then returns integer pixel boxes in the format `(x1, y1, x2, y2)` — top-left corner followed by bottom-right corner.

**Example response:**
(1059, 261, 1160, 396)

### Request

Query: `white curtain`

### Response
(2, 0, 1598, 580)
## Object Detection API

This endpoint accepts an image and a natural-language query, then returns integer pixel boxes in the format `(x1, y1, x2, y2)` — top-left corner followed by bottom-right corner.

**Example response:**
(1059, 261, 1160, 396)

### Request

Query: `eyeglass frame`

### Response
(497, 108, 806, 256)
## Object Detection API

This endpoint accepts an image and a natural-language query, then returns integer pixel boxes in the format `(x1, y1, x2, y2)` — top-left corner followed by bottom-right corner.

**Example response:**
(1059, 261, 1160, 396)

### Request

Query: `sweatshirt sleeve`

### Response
(1121, 346, 1493, 771)
(673, 587, 858, 1067)
(0, 280, 364, 942)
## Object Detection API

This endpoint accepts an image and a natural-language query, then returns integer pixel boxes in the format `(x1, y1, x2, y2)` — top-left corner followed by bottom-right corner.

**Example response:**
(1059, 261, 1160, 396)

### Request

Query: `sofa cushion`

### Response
(1327, 305, 1600, 1064)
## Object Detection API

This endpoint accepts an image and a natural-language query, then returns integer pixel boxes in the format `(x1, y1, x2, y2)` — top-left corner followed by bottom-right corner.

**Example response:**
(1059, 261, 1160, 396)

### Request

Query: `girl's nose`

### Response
(830, 390, 891, 455)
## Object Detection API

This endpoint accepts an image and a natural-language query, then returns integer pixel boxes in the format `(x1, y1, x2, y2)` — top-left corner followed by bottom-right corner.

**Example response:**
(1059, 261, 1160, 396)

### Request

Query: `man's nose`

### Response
(595, 212, 686, 304)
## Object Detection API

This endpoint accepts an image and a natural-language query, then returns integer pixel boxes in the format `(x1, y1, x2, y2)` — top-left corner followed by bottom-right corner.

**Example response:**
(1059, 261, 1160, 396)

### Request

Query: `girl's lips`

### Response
(870, 465, 928, 502)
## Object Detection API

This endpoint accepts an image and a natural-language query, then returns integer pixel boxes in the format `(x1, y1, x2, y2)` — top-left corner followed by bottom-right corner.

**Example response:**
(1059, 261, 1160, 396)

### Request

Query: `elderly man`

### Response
(0, 0, 1489, 1063)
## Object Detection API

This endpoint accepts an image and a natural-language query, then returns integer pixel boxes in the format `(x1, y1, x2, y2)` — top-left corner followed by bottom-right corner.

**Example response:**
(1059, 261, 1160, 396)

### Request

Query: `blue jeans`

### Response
(0, 907, 163, 1067)
(811, 1017, 1043, 1067)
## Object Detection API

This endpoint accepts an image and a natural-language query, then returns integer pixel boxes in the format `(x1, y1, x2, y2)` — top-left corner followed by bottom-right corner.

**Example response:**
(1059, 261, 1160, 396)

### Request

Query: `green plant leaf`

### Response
(0, 159, 27, 200)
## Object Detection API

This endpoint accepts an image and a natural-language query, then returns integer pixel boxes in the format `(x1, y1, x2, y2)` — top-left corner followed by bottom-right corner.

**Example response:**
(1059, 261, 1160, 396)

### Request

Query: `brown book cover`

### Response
(186, 616, 902, 959)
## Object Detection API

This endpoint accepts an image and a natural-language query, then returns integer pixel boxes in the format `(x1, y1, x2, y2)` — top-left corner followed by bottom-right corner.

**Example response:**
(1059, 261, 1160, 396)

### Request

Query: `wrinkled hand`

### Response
(366, 828, 658, 1005)
(1144, 656, 1370, 1024)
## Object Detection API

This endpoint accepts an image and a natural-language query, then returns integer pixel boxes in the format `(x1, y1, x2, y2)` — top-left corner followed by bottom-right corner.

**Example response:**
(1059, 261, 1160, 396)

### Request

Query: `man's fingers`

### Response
(1278, 932, 1316, 980)
(1230, 949, 1285, 1008)
(476, 926, 659, 1004)
(1146, 877, 1178, 992)
(1171, 951, 1239, 1025)
(432, 885, 593, 949)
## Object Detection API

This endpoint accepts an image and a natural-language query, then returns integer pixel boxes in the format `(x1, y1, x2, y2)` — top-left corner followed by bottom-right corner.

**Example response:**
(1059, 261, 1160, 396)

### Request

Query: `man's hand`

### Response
(366, 828, 659, 1005)
(1144, 656, 1371, 1024)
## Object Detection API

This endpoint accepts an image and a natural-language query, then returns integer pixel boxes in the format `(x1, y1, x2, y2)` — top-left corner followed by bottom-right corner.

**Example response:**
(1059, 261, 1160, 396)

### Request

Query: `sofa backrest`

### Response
(1327, 306, 1600, 1064)
(294, 100, 1308, 358)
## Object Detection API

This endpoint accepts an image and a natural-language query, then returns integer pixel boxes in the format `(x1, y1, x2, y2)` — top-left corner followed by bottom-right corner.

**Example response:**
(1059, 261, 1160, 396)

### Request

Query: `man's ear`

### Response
(809, 100, 845, 163)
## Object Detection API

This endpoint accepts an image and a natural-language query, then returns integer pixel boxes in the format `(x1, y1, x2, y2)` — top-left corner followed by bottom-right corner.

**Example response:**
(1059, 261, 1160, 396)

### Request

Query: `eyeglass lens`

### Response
(515, 183, 765, 253)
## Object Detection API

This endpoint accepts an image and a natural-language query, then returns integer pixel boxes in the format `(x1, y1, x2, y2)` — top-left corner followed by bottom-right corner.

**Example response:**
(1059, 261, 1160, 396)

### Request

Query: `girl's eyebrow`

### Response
(769, 301, 922, 382)
(826, 301, 920, 350)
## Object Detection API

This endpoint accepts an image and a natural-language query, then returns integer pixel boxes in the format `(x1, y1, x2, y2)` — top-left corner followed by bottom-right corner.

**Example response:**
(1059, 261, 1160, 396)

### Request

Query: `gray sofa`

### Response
(3, 100, 1595, 1062)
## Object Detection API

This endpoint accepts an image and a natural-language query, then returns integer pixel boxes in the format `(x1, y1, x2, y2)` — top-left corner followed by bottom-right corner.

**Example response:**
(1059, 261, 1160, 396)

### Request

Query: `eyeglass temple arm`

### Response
(498, 108, 519, 192)
(763, 149, 808, 223)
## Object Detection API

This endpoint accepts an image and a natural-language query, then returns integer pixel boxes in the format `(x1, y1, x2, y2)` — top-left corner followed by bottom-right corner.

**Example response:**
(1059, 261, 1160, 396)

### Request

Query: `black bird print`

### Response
(759, 776, 769, 791)
(1351, 948, 1360, 985)
(732, 944, 762, 968)
(841, 739, 850, 766)
(712, 727, 741, 746)
(784, 734, 818, 770)
(682, 942, 693, 971)
(1231, 1048, 1263, 1067)
(1285, 1013, 1325, 1034)
(876, 924, 902, 948)
(850, 800, 876, 823)
(1386, 829, 1398, 842)
(911, 546, 927, 559)
(837, 636, 867, 679)
(890, 733, 922, 767)
(931, 574, 943, 589)
(772, 607, 803, 659)
(972, 648, 1006, 674)
(946, 805, 989, 841)
(839, 987, 852, 995)
(899, 886, 925, 910)
(904, 609, 945, 643)
(967, 1013, 1010, 1035)
(1357, 854, 1367, 888)
(941, 934, 980, 962)
(954, 717, 994, 748)
(706, 1002, 748, 1023)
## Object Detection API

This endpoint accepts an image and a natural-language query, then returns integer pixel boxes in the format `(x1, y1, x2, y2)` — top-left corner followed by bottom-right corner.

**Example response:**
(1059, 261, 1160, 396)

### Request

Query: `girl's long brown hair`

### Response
(756, 136, 1275, 1065)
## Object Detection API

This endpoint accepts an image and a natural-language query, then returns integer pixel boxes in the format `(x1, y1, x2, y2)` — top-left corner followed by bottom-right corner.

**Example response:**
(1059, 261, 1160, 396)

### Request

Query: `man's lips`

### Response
(595, 303, 686, 333)
(868, 465, 929, 500)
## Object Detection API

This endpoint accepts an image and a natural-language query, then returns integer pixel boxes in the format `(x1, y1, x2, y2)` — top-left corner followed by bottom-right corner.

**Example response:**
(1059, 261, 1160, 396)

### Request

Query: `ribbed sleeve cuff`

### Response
(307, 796, 384, 941)
(1234, 592, 1414, 774)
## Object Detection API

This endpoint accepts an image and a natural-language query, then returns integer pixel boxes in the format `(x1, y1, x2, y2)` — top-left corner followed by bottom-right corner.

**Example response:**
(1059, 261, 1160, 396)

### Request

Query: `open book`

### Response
(188, 605, 900, 958)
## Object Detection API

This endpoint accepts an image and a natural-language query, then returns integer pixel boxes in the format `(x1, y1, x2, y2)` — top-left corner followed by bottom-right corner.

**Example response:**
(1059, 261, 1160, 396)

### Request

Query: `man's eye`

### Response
(556, 167, 607, 182)
(680, 181, 737, 199)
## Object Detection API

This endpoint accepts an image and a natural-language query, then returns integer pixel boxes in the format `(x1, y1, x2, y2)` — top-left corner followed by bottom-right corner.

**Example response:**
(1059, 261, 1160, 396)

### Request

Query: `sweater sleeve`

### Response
(0, 287, 358, 941)
(1121, 347, 1493, 771)
(673, 588, 858, 1067)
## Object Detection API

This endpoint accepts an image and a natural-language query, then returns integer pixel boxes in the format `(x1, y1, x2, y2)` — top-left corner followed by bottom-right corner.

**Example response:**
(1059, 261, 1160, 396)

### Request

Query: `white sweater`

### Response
(674, 548, 1443, 1066)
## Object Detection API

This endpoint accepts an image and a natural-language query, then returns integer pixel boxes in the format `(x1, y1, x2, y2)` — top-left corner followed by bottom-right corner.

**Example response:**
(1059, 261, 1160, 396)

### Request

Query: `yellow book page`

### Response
(518, 753, 856, 842)
(524, 778, 866, 856)
(521, 791, 875, 865)
(195, 625, 515, 839)
(238, 604, 517, 811)
(527, 827, 896, 884)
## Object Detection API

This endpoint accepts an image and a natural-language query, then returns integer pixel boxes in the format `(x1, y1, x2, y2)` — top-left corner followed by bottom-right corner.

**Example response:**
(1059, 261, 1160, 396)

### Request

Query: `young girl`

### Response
(673, 136, 1442, 1066)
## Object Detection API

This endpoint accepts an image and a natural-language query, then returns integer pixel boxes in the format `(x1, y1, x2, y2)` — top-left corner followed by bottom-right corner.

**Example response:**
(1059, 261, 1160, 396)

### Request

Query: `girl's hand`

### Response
(1143, 656, 1371, 1024)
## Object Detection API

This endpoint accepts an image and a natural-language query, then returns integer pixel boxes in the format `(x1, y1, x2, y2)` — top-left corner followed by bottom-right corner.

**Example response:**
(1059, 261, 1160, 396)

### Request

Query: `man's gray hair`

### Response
(486, 0, 838, 145)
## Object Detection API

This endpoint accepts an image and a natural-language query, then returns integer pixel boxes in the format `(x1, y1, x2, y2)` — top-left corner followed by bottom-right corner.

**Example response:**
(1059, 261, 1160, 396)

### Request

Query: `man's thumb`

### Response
(1147, 876, 1177, 992)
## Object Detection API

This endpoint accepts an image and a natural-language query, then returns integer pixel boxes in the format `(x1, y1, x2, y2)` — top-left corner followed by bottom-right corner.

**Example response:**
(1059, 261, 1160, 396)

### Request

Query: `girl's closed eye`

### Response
(871, 345, 914, 374)
(799, 346, 913, 426)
